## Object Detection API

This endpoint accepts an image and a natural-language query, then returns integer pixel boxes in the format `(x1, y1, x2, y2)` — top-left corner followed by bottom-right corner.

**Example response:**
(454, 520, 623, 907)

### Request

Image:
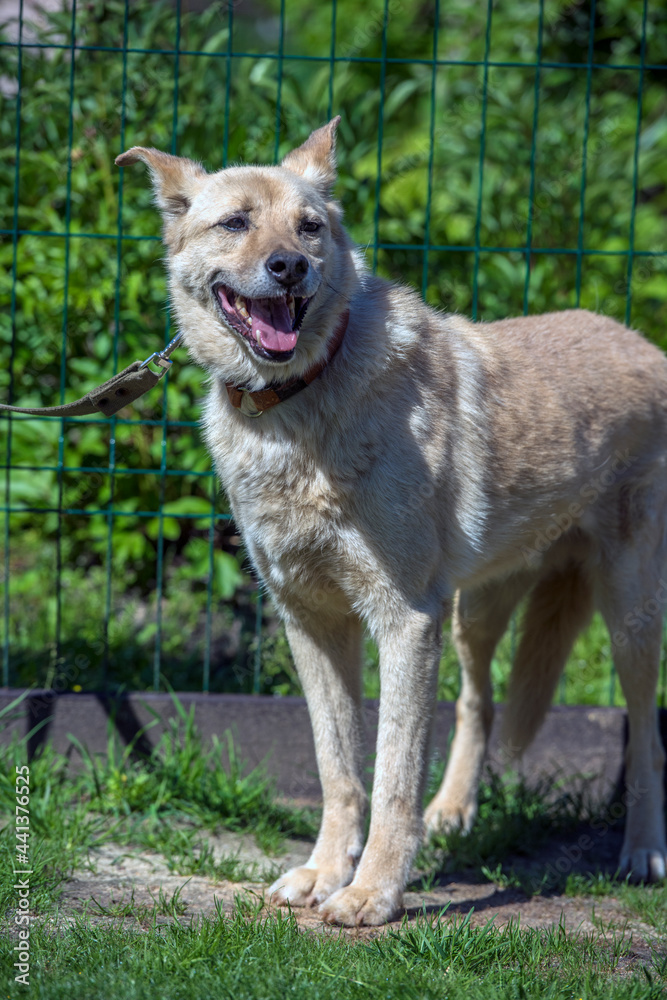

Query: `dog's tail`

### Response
(500, 561, 594, 755)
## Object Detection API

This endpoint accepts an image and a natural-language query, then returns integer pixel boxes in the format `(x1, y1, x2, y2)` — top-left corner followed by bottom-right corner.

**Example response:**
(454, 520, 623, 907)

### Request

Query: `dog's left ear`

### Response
(281, 116, 340, 198)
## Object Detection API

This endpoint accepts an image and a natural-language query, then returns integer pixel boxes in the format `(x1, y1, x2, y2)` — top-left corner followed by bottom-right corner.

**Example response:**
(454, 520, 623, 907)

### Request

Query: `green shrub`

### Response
(1, 0, 666, 696)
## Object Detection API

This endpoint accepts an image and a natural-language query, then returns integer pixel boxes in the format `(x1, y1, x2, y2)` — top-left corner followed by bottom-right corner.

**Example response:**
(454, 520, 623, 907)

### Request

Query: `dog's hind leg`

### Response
(269, 611, 368, 909)
(500, 558, 595, 755)
(424, 573, 533, 837)
(595, 552, 667, 882)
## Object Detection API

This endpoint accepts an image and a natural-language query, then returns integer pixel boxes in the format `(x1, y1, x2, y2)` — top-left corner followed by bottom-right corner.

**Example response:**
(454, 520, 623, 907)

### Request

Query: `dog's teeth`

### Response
(287, 296, 295, 320)
(236, 295, 250, 320)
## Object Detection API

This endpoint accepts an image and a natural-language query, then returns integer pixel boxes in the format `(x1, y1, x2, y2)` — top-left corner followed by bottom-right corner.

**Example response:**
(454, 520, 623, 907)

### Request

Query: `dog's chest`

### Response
(207, 418, 359, 575)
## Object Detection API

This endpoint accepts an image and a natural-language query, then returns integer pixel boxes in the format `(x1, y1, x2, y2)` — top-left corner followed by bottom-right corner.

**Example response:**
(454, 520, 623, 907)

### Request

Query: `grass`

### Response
(89, 882, 189, 920)
(1, 905, 665, 1000)
(1, 696, 666, 998)
(69, 690, 317, 852)
(565, 872, 667, 935)
(416, 756, 667, 925)
(415, 755, 597, 881)
(0, 691, 318, 922)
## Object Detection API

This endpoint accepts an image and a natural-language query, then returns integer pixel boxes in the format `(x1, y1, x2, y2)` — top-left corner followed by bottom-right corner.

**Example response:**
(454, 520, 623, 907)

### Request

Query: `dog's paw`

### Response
(423, 798, 476, 838)
(268, 865, 351, 908)
(619, 846, 667, 883)
(318, 884, 402, 926)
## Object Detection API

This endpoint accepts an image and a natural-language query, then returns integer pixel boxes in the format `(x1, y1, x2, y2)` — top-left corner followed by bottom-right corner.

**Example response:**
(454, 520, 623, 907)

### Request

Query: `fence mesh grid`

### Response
(1, 0, 666, 704)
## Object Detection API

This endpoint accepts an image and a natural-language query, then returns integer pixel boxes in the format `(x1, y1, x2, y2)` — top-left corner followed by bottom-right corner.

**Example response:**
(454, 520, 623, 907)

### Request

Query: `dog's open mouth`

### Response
(214, 284, 310, 361)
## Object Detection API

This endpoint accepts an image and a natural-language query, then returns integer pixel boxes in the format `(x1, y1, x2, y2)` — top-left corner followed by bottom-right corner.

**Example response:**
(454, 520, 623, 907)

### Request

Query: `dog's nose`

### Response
(265, 252, 309, 287)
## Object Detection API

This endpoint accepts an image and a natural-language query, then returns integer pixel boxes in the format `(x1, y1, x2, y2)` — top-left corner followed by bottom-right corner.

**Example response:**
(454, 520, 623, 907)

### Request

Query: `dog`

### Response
(116, 117, 667, 926)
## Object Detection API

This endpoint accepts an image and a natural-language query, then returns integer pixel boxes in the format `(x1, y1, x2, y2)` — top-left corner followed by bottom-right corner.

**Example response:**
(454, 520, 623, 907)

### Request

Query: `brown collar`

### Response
(225, 309, 349, 417)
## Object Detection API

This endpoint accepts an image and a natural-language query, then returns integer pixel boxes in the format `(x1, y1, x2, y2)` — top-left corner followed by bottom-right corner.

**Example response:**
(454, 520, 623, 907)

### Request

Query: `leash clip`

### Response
(140, 332, 184, 375)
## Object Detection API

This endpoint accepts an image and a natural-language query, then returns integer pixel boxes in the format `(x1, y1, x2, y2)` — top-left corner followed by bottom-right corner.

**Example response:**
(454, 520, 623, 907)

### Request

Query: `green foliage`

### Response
(254, 622, 303, 697)
(367, 607, 639, 706)
(1, 0, 667, 695)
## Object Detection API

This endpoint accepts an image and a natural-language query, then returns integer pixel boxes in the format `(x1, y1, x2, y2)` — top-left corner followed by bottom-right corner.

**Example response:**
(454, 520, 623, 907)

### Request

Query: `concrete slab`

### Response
(3, 688, 662, 803)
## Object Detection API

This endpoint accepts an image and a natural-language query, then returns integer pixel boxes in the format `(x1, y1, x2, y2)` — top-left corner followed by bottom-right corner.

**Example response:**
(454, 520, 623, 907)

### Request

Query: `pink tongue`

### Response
(251, 299, 298, 353)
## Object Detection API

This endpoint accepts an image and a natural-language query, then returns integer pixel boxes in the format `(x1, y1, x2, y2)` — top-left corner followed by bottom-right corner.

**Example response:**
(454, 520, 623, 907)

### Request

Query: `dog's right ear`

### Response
(281, 116, 341, 198)
(115, 147, 206, 219)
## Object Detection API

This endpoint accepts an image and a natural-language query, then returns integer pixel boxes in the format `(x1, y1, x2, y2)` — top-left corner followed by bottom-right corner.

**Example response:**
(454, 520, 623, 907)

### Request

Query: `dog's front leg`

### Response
(319, 608, 446, 926)
(269, 612, 367, 909)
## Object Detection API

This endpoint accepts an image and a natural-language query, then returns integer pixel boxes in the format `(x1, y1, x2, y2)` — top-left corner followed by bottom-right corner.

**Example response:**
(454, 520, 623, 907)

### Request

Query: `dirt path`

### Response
(53, 829, 661, 965)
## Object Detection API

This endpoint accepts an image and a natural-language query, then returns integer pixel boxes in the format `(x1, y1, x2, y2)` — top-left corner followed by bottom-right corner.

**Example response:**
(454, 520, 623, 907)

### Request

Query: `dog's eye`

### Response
(301, 219, 322, 234)
(220, 216, 247, 231)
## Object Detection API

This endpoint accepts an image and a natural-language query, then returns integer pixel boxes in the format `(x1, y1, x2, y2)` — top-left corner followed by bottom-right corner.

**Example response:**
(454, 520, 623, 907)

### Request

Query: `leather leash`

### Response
(0, 312, 349, 421)
(0, 333, 183, 419)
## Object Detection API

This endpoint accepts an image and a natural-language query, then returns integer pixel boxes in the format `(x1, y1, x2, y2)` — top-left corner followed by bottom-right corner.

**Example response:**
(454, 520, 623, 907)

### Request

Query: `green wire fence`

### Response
(1, 0, 666, 704)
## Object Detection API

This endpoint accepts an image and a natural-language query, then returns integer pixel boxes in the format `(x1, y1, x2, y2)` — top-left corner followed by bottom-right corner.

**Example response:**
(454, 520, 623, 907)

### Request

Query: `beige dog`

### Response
(117, 117, 667, 926)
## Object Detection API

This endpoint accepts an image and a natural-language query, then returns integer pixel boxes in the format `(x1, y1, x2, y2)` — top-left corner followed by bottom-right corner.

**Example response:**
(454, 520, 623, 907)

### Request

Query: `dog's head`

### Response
(117, 117, 357, 388)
